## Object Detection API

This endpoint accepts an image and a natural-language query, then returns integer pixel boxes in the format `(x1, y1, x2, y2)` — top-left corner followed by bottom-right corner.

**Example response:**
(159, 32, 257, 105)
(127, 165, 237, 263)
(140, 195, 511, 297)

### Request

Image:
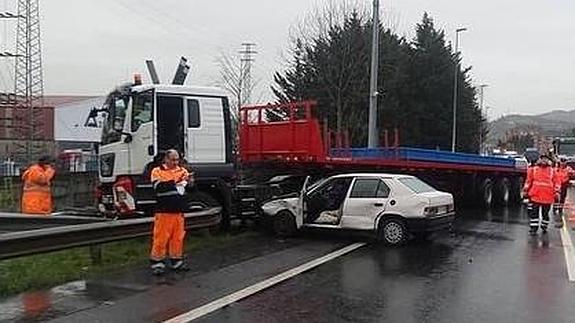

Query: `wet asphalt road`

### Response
(2, 207, 575, 323)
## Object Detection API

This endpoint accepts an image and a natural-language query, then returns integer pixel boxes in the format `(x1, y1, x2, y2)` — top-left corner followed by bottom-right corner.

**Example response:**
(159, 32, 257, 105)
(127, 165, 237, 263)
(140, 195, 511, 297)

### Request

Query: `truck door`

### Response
(184, 97, 226, 163)
(156, 96, 185, 154)
(341, 178, 390, 230)
(128, 90, 154, 175)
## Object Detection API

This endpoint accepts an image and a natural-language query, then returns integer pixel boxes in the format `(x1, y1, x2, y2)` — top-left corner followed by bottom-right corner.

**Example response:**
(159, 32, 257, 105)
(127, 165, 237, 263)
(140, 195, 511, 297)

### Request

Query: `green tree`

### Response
(272, 10, 484, 152)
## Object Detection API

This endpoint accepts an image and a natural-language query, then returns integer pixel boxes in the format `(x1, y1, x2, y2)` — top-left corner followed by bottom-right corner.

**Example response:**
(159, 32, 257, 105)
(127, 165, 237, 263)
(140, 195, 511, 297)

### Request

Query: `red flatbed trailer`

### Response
(239, 102, 526, 207)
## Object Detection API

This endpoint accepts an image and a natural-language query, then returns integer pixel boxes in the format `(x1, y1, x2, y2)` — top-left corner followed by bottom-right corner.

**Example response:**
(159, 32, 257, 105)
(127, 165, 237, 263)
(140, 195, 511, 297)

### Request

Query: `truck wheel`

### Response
(273, 210, 297, 237)
(378, 218, 408, 246)
(481, 179, 494, 208)
(187, 191, 220, 211)
(495, 178, 510, 206)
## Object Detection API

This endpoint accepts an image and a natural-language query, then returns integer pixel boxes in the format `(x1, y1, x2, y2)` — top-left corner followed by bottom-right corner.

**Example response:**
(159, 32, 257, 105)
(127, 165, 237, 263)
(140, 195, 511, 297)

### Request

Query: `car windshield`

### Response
(398, 177, 437, 193)
(306, 177, 329, 192)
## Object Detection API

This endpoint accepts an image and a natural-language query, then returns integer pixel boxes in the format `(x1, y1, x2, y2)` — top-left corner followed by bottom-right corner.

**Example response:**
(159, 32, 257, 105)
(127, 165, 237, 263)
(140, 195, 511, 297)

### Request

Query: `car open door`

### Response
(296, 176, 311, 228)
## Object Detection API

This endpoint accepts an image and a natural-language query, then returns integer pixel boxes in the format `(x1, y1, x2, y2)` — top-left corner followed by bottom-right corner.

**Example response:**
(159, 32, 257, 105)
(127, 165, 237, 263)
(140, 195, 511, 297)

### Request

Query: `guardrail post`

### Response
(89, 245, 102, 265)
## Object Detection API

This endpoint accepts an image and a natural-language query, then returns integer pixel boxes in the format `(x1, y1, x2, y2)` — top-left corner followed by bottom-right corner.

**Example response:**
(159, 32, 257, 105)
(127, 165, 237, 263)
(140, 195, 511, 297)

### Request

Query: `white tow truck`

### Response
(95, 59, 236, 226)
(261, 173, 455, 245)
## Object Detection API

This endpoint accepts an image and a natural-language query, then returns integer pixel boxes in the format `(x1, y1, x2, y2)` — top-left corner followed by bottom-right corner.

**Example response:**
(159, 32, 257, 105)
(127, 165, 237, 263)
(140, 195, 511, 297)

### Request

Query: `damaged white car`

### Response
(261, 173, 455, 245)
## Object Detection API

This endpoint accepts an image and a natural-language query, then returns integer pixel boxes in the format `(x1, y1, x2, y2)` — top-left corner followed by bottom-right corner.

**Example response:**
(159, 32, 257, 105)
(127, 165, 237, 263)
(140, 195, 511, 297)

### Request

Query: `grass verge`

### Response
(0, 230, 257, 298)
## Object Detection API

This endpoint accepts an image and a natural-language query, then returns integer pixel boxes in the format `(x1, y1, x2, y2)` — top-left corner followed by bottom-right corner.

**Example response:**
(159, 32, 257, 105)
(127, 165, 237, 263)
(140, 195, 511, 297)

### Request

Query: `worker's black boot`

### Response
(150, 260, 166, 275)
(170, 258, 189, 272)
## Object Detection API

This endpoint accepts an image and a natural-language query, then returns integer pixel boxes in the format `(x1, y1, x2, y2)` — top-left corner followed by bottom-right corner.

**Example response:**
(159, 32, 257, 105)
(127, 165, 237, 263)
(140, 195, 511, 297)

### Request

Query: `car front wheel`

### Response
(378, 218, 408, 246)
(273, 210, 297, 237)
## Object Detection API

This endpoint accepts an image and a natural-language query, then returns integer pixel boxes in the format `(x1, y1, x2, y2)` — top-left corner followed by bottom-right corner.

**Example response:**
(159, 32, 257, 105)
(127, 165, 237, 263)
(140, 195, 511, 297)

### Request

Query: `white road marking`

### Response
(560, 217, 575, 282)
(163, 242, 366, 323)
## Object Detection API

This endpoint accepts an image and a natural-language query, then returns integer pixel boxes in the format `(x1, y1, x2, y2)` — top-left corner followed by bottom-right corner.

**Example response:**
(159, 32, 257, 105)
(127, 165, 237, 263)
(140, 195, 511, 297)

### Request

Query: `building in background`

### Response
(0, 96, 103, 175)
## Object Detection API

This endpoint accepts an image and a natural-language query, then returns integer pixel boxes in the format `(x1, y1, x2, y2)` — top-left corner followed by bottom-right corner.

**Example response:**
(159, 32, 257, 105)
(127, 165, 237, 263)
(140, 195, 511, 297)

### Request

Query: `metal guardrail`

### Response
(0, 207, 221, 260)
(0, 212, 109, 232)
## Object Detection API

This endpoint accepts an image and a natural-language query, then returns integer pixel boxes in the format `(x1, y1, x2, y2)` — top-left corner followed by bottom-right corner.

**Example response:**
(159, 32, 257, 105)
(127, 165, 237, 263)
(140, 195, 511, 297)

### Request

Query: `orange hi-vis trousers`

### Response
(150, 213, 185, 261)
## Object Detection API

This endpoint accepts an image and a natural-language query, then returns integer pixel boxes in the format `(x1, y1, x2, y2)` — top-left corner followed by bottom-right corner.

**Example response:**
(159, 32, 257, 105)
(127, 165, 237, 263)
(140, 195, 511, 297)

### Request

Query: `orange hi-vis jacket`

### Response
(151, 165, 189, 213)
(554, 166, 574, 186)
(524, 165, 559, 204)
(21, 164, 55, 215)
(150, 165, 190, 261)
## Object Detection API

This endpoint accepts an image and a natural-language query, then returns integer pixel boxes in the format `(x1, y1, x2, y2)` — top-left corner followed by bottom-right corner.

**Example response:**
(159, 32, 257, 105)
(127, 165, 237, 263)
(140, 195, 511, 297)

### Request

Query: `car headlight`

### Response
(424, 206, 439, 216)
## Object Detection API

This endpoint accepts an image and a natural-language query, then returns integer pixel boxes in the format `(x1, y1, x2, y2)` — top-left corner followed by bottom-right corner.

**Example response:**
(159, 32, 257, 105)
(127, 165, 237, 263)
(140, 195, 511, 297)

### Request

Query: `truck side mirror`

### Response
(123, 134, 133, 144)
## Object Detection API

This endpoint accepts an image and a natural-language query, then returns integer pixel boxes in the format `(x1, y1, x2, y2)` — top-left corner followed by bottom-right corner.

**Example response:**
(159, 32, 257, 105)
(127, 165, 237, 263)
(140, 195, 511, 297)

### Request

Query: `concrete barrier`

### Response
(0, 172, 98, 212)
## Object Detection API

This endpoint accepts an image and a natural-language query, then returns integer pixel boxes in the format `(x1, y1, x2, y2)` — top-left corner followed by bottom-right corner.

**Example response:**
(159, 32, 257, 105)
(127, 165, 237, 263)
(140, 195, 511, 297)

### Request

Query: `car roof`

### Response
(330, 173, 413, 180)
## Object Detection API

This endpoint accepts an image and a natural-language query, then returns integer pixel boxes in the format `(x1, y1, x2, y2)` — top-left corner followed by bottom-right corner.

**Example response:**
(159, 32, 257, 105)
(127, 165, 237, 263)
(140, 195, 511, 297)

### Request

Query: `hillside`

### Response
(487, 109, 575, 144)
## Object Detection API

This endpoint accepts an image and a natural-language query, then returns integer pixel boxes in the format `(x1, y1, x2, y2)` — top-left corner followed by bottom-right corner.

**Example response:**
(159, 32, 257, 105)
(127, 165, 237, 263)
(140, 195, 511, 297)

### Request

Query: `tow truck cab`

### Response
(97, 82, 235, 219)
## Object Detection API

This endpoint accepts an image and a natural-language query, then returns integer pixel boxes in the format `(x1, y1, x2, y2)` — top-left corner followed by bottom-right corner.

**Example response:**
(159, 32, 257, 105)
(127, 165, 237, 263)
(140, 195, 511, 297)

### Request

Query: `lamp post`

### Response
(478, 84, 488, 154)
(367, 0, 380, 148)
(451, 27, 467, 152)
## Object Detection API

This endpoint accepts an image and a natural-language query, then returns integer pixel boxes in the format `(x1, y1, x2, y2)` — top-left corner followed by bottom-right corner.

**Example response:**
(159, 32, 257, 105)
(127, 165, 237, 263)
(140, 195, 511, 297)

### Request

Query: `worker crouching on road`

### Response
(21, 156, 55, 215)
(553, 158, 574, 228)
(523, 155, 560, 235)
(150, 149, 194, 275)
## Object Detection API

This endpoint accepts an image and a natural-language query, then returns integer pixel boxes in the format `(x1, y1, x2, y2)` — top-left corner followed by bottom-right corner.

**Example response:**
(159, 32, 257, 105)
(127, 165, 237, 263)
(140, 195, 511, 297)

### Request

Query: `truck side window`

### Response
(131, 91, 153, 132)
(188, 99, 200, 128)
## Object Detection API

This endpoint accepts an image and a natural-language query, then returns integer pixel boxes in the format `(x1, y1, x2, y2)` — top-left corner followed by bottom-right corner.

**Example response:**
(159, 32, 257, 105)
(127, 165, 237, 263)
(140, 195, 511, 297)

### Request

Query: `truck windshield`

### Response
(398, 177, 437, 193)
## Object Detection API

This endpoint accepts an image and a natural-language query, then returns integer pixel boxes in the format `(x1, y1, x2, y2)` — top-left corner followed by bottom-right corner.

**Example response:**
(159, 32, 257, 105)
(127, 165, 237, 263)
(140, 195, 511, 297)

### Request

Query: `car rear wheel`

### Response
(273, 210, 297, 237)
(378, 218, 408, 246)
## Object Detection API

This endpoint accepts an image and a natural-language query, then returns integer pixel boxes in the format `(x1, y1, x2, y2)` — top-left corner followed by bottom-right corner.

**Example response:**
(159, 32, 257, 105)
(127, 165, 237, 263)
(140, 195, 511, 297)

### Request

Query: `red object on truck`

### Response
(239, 101, 326, 163)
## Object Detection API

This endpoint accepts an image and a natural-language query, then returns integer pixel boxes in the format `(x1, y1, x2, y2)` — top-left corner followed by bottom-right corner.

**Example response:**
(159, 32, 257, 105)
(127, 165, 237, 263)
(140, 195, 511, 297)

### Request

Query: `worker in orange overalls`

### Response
(523, 155, 560, 235)
(553, 157, 574, 228)
(21, 156, 55, 215)
(150, 149, 193, 275)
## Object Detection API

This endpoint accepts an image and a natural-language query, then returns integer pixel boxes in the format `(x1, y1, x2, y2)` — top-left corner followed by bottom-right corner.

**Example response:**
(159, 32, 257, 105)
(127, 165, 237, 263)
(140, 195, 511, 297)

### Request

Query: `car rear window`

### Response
(398, 177, 436, 193)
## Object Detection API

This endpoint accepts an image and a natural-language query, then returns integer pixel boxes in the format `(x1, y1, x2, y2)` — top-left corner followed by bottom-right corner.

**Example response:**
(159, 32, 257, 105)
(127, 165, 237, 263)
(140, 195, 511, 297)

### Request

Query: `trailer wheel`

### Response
(273, 210, 297, 237)
(495, 178, 511, 206)
(378, 217, 408, 246)
(482, 179, 494, 208)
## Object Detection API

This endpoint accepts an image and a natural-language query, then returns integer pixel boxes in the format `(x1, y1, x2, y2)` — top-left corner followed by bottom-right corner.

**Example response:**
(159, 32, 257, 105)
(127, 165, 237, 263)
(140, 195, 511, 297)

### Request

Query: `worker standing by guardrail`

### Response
(21, 156, 55, 215)
(149, 149, 193, 275)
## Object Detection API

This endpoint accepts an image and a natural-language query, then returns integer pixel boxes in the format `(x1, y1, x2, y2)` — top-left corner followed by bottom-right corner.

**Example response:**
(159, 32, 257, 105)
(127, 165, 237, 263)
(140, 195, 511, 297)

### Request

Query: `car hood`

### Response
(418, 191, 453, 206)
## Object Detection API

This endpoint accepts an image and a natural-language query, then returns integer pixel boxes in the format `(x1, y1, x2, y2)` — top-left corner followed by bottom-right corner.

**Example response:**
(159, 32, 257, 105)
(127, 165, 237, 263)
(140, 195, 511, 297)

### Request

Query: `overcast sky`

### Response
(0, 0, 573, 120)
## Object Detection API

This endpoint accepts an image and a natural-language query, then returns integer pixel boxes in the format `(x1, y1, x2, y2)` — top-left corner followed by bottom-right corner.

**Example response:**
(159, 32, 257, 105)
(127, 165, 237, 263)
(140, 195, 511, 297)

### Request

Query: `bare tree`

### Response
(215, 49, 260, 123)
